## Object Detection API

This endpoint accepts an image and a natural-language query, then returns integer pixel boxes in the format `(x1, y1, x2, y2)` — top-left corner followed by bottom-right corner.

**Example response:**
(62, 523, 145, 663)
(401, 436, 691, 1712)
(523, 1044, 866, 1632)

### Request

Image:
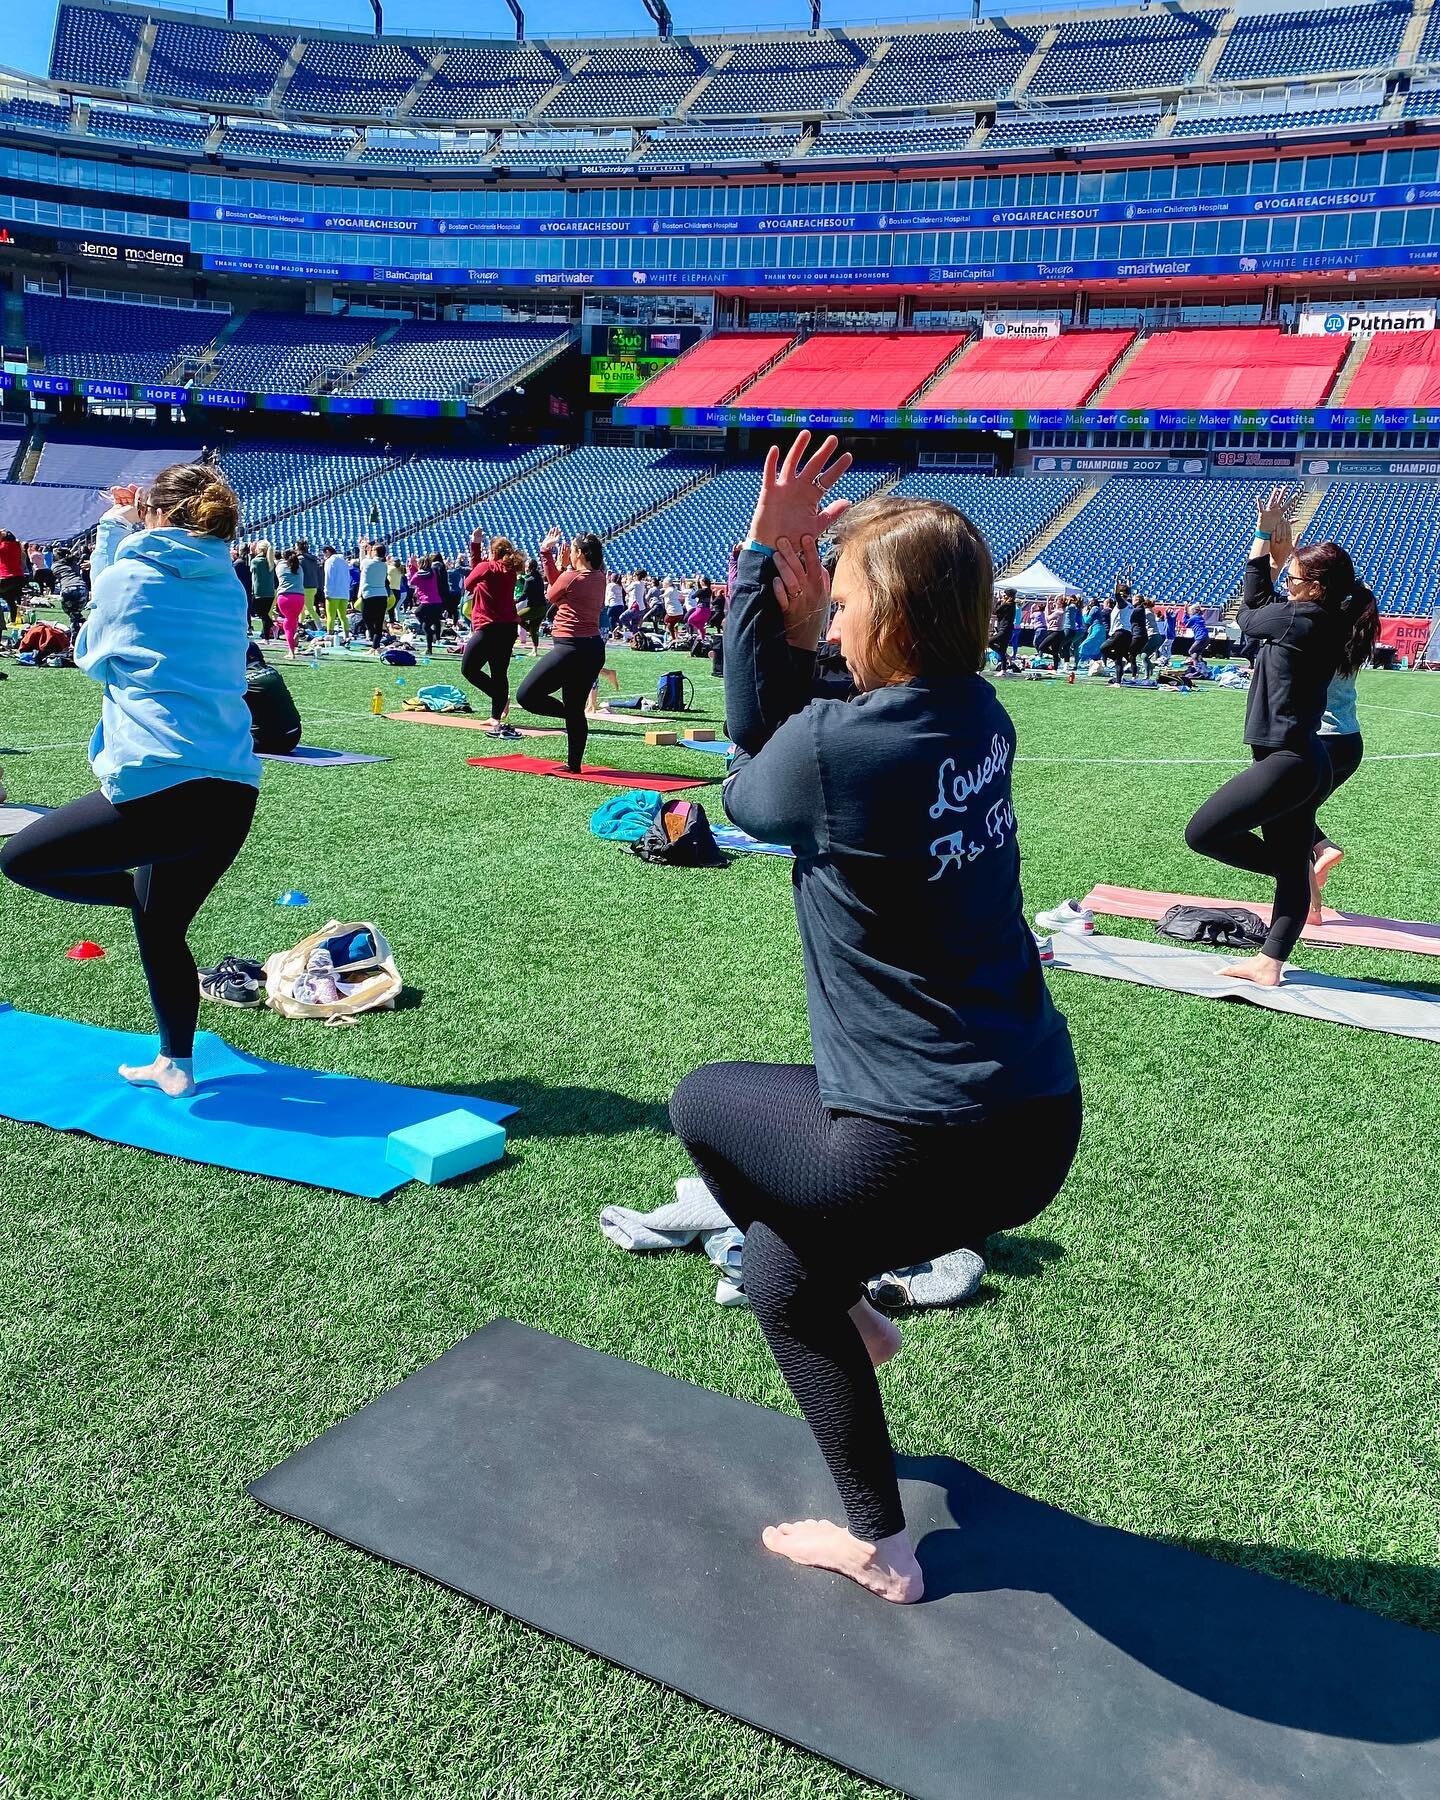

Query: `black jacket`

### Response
(1237, 555, 1344, 751)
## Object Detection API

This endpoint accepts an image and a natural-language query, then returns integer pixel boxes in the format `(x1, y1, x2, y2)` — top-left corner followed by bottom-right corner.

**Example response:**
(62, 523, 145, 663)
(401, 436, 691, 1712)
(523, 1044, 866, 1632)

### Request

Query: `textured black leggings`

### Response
(515, 636, 605, 770)
(361, 596, 388, 649)
(670, 1062, 1084, 1541)
(1315, 733, 1362, 849)
(0, 779, 257, 1057)
(1185, 743, 1331, 961)
(461, 621, 519, 721)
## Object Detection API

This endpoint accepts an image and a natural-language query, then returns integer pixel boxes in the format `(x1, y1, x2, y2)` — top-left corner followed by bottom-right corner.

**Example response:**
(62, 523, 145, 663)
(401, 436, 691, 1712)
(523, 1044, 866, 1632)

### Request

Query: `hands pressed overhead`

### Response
(748, 431, 851, 655)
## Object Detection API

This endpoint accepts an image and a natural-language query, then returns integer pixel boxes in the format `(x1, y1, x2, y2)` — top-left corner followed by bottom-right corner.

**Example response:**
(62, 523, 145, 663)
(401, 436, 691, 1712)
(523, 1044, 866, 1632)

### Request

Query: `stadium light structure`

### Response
(643, 0, 674, 38)
(506, 0, 525, 38)
(811, 0, 821, 27)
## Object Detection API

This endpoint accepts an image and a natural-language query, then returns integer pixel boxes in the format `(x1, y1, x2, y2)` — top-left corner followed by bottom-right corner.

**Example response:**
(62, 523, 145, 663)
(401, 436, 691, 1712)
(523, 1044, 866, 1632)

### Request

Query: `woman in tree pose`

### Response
(670, 433, 1081, 1603)
(513, 527, 607, 772)
(1185, 488, 1379, 984)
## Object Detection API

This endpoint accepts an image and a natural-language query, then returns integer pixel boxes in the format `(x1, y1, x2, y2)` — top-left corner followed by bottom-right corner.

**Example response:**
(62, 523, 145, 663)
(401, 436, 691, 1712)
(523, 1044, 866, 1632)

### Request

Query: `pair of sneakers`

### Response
(198, 955, 265, 1007)
(1033, 900, 1095, 964)
(486, 721, 521, 739)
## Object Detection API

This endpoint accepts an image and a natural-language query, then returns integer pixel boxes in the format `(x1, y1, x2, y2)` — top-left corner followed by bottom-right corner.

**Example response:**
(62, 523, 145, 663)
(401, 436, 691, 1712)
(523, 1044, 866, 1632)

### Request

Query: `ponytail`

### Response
(1338, 579, 1381, 678)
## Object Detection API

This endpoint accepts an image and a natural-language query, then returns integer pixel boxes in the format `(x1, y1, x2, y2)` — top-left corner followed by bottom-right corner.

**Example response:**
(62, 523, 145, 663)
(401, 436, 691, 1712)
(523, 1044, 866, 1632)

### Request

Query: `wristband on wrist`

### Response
(743, 537, 776, 556)
(1255, 530, 1272, 542)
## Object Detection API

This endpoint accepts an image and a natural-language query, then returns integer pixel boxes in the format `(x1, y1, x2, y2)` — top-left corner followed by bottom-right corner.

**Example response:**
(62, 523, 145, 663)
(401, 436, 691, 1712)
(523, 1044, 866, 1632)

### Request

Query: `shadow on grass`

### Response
(984, 1233, 1066, 1279)
(1171, 1538, 1440, 1637)
(441, 1078, 670, 1143)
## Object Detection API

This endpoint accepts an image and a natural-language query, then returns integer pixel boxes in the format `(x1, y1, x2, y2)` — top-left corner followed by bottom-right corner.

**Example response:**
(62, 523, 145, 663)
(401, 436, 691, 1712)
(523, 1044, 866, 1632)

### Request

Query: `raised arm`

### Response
(1238, 486, 1298, 642)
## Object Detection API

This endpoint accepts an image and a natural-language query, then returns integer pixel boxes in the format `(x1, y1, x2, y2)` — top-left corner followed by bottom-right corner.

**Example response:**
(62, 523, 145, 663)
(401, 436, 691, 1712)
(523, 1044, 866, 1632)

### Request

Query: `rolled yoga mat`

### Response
(249, 1319, 1440, 1800)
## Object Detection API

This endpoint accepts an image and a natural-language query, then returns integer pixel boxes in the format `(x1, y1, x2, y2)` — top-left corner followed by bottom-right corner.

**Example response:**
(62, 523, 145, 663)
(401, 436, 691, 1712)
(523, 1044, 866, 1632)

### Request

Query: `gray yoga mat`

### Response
(249, 1319, 1440, 1800)
(0, 803, 52, 836)
(1050, 931, 1440, 1042)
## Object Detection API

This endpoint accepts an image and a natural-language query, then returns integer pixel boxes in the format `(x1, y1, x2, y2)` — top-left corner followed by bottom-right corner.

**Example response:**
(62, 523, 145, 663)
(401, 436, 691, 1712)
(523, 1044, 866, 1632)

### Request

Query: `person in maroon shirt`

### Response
(514, 527, 607, 770)
(0, 529, 25, 623)
(462, 534, 526, 736)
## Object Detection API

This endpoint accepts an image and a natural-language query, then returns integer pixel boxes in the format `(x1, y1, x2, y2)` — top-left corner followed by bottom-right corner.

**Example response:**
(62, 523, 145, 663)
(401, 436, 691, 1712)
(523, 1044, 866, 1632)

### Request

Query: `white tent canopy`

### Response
(998, 561, 1087, 599)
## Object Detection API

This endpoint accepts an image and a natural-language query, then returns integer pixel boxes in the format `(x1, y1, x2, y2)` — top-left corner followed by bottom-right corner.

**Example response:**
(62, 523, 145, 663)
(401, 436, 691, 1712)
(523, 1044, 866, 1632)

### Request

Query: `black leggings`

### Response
(1315, 733, 1362, 849)
(1185, 743, 1331, 962)
(461, 621, 519, 721)
(515, 636, 605, 770)
(0, 778, 257, 1058)
(361, 595, 388, 649)
(0, 575, 24, 622)
(670, 1062, 1083, 1541)
(414, 601, 447, 654)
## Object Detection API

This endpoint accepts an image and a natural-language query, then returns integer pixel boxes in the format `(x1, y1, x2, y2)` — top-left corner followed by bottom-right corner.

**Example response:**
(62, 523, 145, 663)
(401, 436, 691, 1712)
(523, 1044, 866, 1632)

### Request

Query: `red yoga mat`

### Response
(1083, 884, 1440, 958)
(467, 755, 708, 792)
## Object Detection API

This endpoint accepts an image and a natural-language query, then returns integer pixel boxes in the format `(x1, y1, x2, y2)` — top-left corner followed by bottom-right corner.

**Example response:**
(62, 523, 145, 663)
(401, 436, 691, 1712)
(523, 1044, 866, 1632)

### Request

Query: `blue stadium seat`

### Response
(1302, 480, 1440, 618)
(211, 314, 380, 396)
(810, 120, 978, 159)
(0, 96, 73, 136)
(855, 30, 1036, 108)
(542, 43, 708, 120)
(1214, 3, 1409, 81)
(88, 106, 211, 152)
(24, 293, 222, 384)
(343, 322, 571, 401)
(221, 125, 361, 162)
(985, 109, 1161, 149)
(1173, 104, 1385, 137)
(356, 134, 496, 168)
(215, 440, 403, 538)
(1026, 12, 1224, 98)
(1033, 477, 1285, 612)
(490, 136, 639, 169)
(404, 45, 560, 123)
(693, 37, 872, 117)
(888, 471, 1086, 572)
(49, 4, 142, 89)
(145, 18, 293, 107)
(284, 40, 432, 116)
(638, 129, 809, 166)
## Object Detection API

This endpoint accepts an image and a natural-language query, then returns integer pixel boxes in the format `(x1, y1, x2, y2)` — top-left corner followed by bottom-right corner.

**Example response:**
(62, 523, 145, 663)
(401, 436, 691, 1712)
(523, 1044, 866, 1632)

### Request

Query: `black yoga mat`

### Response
(249, 1319, 1440, 1800)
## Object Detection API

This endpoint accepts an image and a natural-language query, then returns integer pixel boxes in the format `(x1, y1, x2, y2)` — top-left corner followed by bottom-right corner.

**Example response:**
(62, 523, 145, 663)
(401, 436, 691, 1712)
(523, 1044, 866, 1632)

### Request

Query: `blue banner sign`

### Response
(615, 400, 1440, 434)
(0, 369, 460, 418)
(188, 179, 1440, 239)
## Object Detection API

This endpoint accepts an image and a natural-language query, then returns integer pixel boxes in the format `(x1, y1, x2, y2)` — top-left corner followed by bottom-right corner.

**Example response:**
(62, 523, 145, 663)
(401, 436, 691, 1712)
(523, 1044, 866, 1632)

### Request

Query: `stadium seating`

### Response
(283, 41, 433, 117)
(211, 314, 379, 396)
(0, 96, 72, 134)
(542, 43, 708, 120)
(144, 18, 290, 107)
(1213, 2, 1409, 81)
(1302, 480, 1440, 617)
(1173, 104, 1385, 137)
(1100, 328, 1348, 410)
(50, 5, 141, 90)
(489, 137, 637, 169)
(357, 136, 497, 168)
(24, 294, 221, 383)
(221, 125, 361, 162)
(693, 38, 870, 117)
(1026, 12, 1224, 98)
(855, 31, 1036, 108)
(214, 441, 402, 534)
(1340, 331, 1440, 409)
(888, 470, 1086, 572)
(457, 447, 720, 560)
(624, 335, 796, 409)
(342, 322, 571, 400)
(602, 459, 897, 581)
(1039, 477, 1280, 611)
(809, 120, 978, 158)
(916, 332, 1134, 412)
(1403, 84, 1440, 118)
(34, 433, 203, 489)
(736, 332, 966, 411)
(984, 110, 1161, 149)
(637, 130, 809, 166)
(406, 46, 561, 123)
(88, 106, 211, 152)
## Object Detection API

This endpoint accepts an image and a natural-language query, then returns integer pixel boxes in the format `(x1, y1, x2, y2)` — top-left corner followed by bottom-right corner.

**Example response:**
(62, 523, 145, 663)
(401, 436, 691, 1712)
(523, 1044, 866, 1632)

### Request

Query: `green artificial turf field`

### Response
(1, 647, 1437, 1799)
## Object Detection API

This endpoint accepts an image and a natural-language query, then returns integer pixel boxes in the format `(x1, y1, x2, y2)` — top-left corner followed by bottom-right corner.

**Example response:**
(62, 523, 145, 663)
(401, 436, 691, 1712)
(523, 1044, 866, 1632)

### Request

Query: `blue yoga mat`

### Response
(679, 739, 733, 756)
(258, 747, 387, 766)
(0, 1006, 514, 1199)
(712, 825, 792, 858)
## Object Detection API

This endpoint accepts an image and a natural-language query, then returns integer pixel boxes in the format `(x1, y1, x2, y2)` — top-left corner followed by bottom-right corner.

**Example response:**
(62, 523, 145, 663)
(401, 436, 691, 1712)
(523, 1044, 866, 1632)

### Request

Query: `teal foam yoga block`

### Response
(386, 1109, 507, 1184)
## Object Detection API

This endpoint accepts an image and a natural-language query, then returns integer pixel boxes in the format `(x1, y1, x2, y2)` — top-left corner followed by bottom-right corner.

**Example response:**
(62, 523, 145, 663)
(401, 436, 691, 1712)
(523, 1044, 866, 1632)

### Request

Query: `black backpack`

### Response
(631, 798, 723, 867)
(1156, 904, 1267, 949)
(655, 670, 693, 711)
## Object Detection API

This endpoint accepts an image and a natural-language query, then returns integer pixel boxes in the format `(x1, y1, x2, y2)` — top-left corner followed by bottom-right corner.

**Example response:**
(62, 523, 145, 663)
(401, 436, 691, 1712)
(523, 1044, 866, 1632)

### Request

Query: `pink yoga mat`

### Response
(467, 755, 708, 792)
(1083, 884, 1440, 958)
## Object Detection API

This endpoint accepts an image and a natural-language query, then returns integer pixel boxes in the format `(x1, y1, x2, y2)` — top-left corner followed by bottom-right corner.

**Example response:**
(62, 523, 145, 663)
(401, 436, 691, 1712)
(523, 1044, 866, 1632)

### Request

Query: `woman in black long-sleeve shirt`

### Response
(669, 434, 1081, 1604)
(1185, 488, 1379, 984)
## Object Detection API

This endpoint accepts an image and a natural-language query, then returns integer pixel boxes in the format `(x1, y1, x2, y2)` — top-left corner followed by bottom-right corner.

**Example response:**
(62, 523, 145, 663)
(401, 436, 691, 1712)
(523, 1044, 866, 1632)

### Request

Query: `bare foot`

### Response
(1220, 954, 1285, 988)
(1307, 863, 1326, 926)
(762, 1520, 923, 1603)
(118, 1055, 196, 1098)
(1313, 840, 1344, 889)
(848, 1295, 903, 1368)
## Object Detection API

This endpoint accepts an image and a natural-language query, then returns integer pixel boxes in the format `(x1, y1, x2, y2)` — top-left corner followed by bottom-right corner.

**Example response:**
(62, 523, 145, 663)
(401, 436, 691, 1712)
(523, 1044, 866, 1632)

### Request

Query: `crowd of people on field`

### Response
(987, 570, 1227, 684)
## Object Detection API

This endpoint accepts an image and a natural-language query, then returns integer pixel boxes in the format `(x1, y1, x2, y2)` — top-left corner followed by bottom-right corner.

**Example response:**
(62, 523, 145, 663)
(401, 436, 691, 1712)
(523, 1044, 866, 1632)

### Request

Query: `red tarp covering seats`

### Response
(625, 334, 796, 409)
(915, 330, 1135, 410)
(1101, 327, 1348, 410)
(738, 332, 968, 409)
(1341, 332, 1440, 409)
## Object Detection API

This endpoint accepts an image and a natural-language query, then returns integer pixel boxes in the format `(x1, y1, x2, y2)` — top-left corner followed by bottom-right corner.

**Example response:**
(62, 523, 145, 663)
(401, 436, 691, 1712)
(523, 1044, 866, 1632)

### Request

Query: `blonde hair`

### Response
(147, 462, 241, 541)
(254, 539, 275, 569)
(488, 534, 526, 577)
(831, 494, 994, 678)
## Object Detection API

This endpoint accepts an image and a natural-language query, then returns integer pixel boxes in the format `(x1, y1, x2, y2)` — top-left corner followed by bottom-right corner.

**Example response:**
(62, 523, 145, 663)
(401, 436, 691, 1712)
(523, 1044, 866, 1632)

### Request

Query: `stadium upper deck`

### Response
(5, 0, 1438, 173)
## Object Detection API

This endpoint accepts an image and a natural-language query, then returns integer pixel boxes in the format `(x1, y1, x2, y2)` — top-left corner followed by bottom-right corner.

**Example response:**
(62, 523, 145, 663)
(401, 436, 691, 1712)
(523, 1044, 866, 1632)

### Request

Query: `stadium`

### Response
(2, 3, 1439, 1798)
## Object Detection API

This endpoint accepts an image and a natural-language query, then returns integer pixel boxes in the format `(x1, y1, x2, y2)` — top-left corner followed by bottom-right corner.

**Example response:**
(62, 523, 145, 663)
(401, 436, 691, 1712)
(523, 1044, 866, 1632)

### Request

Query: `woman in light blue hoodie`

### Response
(1, 463, 260, 1098)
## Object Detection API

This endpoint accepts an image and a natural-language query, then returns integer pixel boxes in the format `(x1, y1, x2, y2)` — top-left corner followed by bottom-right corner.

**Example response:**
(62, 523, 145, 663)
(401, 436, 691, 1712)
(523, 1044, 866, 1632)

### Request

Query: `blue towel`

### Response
(257, 747, 387, 766)
(0, 1006, 514, 1199)
(679, 739, 734, 756)
(712, 825, 791, 858)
